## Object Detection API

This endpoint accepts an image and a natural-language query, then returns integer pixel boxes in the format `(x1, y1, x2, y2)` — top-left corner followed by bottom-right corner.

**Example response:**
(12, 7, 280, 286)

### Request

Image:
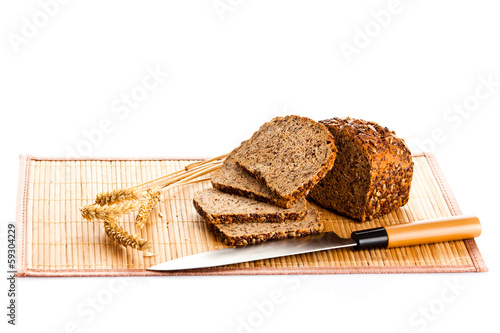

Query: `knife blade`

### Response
(147, 215, 481, 271)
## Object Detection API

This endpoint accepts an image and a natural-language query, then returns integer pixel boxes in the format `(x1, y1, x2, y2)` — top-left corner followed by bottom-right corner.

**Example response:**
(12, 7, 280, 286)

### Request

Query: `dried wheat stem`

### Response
(103, 220, 150, 251)
(151, 164, 221, 190)
(132, 156, 226, 190)
(95, 187, 139, 206)
(81, 201, 142, 222)
(135, 187, 162, 229)
(164, 177, 211, 190)
(130, 164, 201, 190)
(184, 153, 229, 170)
(181, 165, 220, 183)
(134, 162, 219, 190)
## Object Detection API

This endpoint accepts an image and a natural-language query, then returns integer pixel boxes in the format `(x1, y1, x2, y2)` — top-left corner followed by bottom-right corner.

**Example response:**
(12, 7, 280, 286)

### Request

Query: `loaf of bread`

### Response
(308, 117, 413, 221)
(193, 188, 307, 224)
(208, 209, 323, 246)
(232, 115, 337, 204)
(211, 145, 299, 209)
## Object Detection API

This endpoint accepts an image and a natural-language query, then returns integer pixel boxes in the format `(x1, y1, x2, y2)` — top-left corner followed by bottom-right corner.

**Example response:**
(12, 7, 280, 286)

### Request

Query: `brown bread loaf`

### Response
(208, 209, 323, 246)
(193, 188, 307, 224)
(211, 146, 299, 208)
(308, 117, 413, 221)
(232, 115, 337, 203)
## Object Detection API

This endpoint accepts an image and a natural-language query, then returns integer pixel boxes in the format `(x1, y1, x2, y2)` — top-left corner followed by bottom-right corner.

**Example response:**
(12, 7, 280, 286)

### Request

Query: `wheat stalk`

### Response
(103, 220, 151, 252)
(95, 187, 139, 206)
(133, 154, 227, 190)
(165, 177, 212, 190)
(184, 153, 229, 171)
(81, 201, 143, 222)
(135, 187, 162, 229)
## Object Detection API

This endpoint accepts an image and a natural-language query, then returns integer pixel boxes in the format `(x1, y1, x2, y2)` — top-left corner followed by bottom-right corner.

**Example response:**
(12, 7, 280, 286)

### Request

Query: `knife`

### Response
(147, 215, 481, 271)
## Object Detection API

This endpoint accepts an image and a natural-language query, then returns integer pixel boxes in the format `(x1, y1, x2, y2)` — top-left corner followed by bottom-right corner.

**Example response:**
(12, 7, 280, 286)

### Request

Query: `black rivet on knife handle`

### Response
(351, 227, 389, 249)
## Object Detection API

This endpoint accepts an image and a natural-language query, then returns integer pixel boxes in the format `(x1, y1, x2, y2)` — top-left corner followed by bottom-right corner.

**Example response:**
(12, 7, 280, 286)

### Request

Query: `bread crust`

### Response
(208, 210, 324, 246)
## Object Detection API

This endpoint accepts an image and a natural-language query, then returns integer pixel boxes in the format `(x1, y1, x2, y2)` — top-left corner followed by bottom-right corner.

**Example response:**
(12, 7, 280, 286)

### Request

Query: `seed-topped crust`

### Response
(309, 117, 414, 221)
(233, 115, 337, 202)
(208, 209, 323, 246)
(193, 188, 307, 224)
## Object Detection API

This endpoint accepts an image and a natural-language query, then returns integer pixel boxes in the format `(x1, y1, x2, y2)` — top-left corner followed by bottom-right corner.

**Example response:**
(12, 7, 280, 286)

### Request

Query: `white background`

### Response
(1, 1, 499, 332)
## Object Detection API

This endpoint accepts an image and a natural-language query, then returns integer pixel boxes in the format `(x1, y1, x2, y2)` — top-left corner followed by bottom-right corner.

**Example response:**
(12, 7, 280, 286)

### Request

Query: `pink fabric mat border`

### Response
(15, 152, 488, 277)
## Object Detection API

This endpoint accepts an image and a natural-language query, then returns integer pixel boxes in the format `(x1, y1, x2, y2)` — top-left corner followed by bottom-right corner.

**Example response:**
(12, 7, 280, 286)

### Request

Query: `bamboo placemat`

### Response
(15, 153, 487, 277)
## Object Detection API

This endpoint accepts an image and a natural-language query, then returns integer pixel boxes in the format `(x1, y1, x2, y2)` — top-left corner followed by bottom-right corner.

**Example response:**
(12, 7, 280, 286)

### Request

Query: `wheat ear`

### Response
(95, 187, 139, 206)
(81, 201, 142, 222)
(103, 220, 150, 251)
(135, 187, 162, 229)
(80, 154, 227, 255)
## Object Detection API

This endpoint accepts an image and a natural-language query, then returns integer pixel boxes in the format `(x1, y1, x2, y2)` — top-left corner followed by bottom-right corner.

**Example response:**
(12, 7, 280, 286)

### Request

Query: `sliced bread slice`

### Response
(211, 147, 299, 209)
(193, 188, 307, 224)
(232, 115, 337, 202)
(208, 209, 323, 246)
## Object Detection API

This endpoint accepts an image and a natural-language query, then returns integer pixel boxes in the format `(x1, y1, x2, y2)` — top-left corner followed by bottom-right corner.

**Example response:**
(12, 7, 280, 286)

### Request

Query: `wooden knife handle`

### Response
(385, 215, 482, 248)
